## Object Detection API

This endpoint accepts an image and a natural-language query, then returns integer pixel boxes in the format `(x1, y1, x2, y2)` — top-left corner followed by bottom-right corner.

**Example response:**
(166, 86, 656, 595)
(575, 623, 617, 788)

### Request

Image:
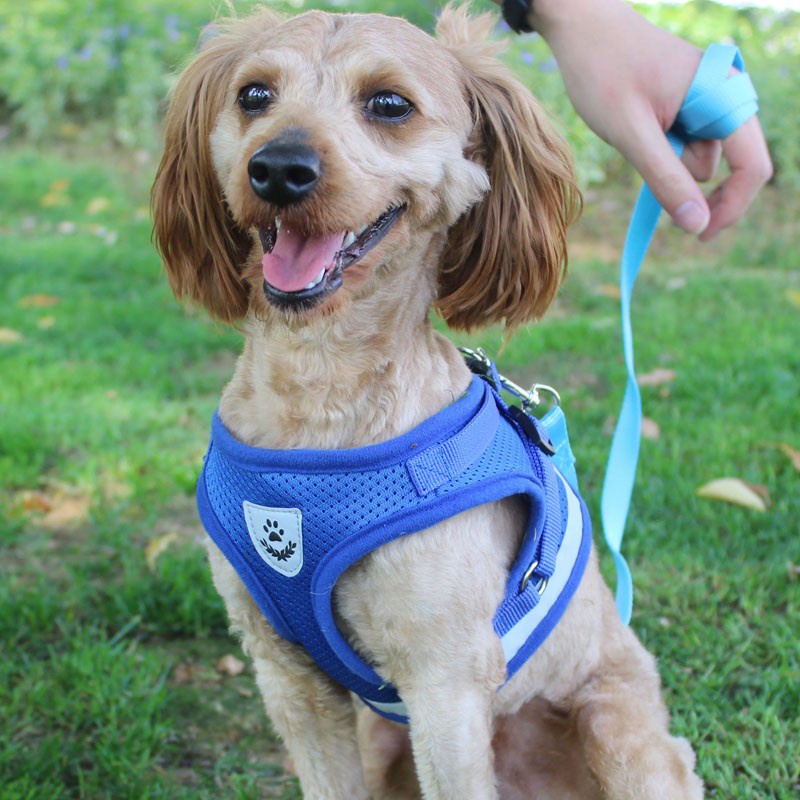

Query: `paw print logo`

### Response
(259, 518, 297, 562)
(243, 503, 303, 577)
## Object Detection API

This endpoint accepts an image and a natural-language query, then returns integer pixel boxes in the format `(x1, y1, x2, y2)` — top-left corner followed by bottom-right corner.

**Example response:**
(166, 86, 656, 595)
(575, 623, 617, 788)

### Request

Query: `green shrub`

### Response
(1, 0, 798, 184)
(0, 0, 214, 147)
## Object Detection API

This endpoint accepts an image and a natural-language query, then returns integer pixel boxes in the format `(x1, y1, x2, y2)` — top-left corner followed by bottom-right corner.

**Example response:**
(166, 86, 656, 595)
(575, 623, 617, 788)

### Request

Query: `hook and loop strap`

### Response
(601, 44, 759, 624)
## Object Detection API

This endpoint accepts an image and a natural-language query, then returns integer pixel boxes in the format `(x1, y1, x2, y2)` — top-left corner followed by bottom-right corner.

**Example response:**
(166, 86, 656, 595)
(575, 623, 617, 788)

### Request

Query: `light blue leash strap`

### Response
(600, 44, 759, 624)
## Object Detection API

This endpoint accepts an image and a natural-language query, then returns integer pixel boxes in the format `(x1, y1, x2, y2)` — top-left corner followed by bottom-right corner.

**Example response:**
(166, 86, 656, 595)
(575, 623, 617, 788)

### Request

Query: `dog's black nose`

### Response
(248, 141, 321, 206)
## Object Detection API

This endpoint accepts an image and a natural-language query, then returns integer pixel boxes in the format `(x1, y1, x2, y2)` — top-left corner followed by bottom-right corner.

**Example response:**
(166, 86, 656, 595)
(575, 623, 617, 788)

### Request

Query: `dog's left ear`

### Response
(435, 7, 581, 331)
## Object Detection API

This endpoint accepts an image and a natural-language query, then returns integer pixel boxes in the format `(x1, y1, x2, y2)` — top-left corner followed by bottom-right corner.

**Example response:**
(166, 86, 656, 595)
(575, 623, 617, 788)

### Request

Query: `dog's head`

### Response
(152, 4, 579, 330)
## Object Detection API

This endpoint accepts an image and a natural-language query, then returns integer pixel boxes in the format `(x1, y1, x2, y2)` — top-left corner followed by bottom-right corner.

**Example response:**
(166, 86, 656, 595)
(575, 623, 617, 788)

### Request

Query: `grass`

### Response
(1, 139, 798, 799)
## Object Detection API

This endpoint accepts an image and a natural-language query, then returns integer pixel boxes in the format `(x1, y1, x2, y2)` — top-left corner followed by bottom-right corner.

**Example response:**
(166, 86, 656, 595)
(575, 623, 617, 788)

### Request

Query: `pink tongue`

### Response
(262, 226, 345, 292)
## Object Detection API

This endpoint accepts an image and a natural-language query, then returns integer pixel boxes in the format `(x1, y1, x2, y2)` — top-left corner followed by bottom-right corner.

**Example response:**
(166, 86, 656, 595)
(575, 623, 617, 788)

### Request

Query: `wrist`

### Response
(530, 0, 630, 40)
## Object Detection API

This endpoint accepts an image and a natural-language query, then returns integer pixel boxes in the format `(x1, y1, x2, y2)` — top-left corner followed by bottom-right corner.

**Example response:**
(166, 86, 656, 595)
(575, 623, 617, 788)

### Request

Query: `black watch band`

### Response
(501, 0, 534, 33)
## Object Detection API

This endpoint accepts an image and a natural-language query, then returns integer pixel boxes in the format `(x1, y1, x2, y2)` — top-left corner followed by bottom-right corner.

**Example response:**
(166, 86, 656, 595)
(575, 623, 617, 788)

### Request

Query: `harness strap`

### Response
(407, 390, 499, 495)
(601, 44, 759, 623)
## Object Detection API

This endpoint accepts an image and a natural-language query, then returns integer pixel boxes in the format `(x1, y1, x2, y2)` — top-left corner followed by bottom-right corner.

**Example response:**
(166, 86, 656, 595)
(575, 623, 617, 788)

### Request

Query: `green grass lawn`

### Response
(1, 143, 798, 799)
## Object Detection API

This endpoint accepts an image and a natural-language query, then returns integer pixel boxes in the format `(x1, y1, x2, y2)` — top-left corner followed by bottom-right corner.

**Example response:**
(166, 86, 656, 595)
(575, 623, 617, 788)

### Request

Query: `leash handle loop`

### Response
(601, 44, 759, 624)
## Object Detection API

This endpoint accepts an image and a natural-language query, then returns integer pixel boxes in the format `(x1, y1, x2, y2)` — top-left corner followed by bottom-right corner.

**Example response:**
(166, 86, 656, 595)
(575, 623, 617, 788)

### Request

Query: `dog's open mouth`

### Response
(259, 205, 405, 308)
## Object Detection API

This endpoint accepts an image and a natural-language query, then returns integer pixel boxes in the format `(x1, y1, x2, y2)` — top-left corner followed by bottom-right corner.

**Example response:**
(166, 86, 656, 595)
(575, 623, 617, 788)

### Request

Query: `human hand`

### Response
(502, 0, 772, 240)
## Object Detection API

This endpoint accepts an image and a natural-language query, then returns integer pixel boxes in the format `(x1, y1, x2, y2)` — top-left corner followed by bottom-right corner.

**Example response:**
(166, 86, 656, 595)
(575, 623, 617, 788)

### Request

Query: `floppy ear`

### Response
(151, 26, 252, 322)
(435, 7, 581, 331)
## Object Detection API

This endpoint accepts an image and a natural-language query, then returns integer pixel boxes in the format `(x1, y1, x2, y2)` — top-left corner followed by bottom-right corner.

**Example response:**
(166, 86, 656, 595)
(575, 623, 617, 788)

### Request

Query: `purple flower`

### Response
(539, 57, 558, 74)
(521, 51, 534, 66)
(78, 45, 93, 61)
(165, 14, 181, 42)
(56, 55, 69, 70)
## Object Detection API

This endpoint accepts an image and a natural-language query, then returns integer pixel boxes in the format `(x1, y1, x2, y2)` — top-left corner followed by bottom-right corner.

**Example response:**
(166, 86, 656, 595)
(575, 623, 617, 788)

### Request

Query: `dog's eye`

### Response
(238, 84, 273, 114)
(366, 91, 413, 121)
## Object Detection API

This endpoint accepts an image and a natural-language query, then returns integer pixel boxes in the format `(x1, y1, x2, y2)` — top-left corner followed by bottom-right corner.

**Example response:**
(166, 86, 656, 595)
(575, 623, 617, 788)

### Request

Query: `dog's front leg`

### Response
(206, 544, 369, 800)
(251, 652, 370, 800)
(400, 666, 502, 800)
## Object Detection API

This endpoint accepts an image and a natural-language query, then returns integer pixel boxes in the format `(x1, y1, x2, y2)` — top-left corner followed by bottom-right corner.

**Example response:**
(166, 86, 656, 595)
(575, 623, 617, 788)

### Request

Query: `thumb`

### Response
(622, 117, 710, 235)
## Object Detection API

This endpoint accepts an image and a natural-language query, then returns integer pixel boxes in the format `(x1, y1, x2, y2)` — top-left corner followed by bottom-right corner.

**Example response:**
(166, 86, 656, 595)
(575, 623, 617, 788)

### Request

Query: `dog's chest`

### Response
(198, 376, 593, 722)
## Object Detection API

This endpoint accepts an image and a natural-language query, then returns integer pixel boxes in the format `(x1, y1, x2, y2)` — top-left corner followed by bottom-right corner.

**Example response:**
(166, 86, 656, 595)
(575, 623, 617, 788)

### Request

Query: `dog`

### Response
(152, 5, 704, 798)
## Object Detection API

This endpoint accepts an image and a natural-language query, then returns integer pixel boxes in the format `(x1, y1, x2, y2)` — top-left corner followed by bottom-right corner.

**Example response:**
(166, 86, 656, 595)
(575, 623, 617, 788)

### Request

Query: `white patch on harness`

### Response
(243, 501, 304, 577)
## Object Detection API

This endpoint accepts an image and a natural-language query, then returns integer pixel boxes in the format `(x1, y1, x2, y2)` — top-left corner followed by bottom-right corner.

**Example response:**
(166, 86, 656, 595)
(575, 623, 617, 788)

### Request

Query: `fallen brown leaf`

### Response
(19, 294, 60, 308)
(39, 495, 91, 529)
(779, 443, 800, 472)
(172, 662, 203, 684)
(0, 328, 23, 345)
(20, 490, 54, 514)
(145, 532, 178, 572)
(637, 368, 676, 388)
(86, 197, 110, 215)
(696, 478, 768, 512)
(641, 417, 661, 440)
(595, 284, 621, 299)
(215, 654, 246, 677)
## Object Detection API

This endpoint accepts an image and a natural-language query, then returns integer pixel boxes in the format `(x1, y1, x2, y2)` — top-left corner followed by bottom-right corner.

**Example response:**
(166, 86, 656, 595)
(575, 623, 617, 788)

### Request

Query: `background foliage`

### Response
(1, 0, 799, 184)
(1, 1, 797, 798)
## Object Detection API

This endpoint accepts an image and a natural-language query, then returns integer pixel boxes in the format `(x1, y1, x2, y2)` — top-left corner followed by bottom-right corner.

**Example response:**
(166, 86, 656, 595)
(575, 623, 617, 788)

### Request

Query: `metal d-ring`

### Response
(520, 559, 549, 595)
(458, 346, 562, 412)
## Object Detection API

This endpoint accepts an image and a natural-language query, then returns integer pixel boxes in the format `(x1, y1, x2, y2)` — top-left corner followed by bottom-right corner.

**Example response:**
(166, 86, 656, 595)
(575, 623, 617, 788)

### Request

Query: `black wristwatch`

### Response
(501, 0, 534, 33)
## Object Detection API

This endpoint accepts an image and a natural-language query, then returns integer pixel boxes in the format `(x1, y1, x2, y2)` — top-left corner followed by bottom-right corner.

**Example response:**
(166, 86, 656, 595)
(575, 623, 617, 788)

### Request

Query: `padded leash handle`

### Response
(601, 44, 759, 623)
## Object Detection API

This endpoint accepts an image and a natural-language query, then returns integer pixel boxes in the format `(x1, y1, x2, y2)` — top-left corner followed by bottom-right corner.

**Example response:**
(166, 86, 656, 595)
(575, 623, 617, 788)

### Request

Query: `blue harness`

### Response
(197, 369, 592, 722)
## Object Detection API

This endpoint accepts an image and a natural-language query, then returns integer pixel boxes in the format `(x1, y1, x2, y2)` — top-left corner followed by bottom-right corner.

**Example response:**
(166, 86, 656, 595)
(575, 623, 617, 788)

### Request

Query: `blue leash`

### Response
(601, 44, 759, 623)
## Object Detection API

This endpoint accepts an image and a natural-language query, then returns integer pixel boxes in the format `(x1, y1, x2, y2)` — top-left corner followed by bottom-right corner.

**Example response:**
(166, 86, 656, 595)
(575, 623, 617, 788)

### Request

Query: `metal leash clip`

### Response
(459, 346, 561, 457)
(459, 346, 561, 411)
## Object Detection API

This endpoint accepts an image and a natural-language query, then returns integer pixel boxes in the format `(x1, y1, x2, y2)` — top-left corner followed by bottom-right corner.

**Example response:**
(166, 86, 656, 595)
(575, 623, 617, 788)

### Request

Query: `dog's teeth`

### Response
(305, 268, 326, 290)
(343, 231, 357, 249)
(355, 223, 369, 237)
(274, 217, 282, 231)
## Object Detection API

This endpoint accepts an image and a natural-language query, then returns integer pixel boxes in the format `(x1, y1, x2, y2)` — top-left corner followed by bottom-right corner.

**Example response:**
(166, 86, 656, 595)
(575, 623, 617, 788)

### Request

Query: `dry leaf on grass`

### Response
(0, 328, 23, 345)
(19, 294, 60, 308)
(786, 289, 800, 309)
(172, 662, 204, 684)
(145, 532, 178, 571)
(779, 443, 800, 472)
(86, 197, 110, 215)
(215, 654, 246, 677)
(18, 484, 91, 528)
(39, 495, 91, 529)
(20, 491, 53, 514)
(595, 284, 622, 299)
(641, 417, 661, 440)
(696, 478, 769, 512)
(637, 368, 676, 388)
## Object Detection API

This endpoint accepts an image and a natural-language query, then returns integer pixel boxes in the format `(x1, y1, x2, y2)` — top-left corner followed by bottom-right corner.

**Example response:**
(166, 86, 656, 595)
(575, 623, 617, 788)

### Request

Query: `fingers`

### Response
(616, 109, 771, 240)
(699, 117, 773, 240)
(682, 139, 722, 183)
(619, 112, 711, 234)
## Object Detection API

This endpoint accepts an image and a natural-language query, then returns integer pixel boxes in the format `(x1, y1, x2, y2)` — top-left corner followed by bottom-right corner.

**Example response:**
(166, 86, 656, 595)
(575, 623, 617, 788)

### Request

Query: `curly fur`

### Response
(152, 6, 704, 798)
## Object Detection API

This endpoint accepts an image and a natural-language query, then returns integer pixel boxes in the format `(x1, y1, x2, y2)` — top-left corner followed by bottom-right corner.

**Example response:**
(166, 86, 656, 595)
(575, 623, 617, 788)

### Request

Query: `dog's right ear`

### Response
(151, 28, 251, 322)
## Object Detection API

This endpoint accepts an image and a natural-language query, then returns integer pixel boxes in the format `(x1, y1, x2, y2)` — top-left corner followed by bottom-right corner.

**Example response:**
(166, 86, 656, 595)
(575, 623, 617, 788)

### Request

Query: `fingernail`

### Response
(673, 201, 709, 234)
